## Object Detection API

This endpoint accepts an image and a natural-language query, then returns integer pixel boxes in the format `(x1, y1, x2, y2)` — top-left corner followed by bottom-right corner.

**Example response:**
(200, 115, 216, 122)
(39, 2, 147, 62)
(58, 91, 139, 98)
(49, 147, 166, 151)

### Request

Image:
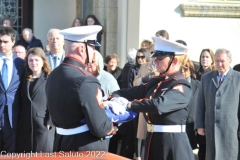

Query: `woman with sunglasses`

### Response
(128, 48, 151, 88)
(118, 48, 151, 159)
(180, 55, 199, 151)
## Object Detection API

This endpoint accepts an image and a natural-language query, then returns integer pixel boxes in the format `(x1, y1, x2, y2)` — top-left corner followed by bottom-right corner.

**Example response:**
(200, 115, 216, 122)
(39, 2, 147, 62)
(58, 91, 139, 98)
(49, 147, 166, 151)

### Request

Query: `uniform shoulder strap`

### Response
(169, 79, 191, 89)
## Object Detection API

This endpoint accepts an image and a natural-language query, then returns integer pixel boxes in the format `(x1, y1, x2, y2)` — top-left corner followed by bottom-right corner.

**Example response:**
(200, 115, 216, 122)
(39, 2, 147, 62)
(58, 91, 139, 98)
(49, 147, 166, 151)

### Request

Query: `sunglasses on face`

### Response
(136, 56, 145, 59)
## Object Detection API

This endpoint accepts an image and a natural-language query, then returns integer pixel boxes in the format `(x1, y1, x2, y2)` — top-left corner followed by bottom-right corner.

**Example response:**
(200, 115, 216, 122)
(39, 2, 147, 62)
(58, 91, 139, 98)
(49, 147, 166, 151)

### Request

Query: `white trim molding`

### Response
(180, 3, 240, 18)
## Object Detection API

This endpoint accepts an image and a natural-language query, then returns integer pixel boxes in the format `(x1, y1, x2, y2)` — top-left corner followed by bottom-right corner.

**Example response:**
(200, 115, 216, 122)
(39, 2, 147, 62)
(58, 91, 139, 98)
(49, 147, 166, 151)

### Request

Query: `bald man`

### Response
(13, 45, 26, 60)
(16, 28, 43, 50)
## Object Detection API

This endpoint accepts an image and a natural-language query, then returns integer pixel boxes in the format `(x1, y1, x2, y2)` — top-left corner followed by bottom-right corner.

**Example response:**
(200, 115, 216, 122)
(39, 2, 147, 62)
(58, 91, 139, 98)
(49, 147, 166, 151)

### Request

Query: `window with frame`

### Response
(0, 0, 22, 33)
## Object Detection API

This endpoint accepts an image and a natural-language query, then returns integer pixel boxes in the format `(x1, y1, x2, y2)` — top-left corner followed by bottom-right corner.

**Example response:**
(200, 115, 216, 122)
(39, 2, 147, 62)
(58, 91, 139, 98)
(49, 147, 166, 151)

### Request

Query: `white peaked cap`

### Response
(59, 25, 102, 44)
(152, 37, 188, 57)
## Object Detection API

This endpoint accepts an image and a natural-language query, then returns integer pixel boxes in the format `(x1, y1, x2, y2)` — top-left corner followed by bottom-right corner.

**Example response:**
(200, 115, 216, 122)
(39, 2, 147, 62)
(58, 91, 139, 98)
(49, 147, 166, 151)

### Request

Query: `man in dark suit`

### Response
(16, 28, 43, 51)
(0, 27, 25, 152)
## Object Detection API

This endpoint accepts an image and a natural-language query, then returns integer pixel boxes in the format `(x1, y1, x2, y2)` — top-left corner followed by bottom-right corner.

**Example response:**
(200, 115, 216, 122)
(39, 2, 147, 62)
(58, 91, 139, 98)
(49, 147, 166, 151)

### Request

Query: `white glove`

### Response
(110, 97, 129, 109)
(103, 101, 111, 109)
(104, 101, 126, 115)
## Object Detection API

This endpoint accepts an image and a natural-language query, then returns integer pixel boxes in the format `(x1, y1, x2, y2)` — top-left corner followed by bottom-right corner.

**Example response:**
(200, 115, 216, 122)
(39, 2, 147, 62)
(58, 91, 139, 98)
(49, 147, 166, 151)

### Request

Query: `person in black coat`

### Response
(110, 37, 194, 160)
(176, 40, 199, 150)
(233, 63, 240, 72)
(196, 48, 215, 160)
(121, 48, 137, 89)
(45, 26, 115, 152)
(180, 57, 199, 150)
(128, 48, 151, 88)
(17, 47, 54, 152)
(16, 28, 43, 51)
(119, 48, 151, 159)
(85, 15, 103, 52)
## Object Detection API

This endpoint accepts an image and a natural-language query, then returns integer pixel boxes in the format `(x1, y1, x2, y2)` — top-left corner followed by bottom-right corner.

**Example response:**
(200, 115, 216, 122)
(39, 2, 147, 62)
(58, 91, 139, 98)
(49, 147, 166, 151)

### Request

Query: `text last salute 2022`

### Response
(0, 151, 106, 159)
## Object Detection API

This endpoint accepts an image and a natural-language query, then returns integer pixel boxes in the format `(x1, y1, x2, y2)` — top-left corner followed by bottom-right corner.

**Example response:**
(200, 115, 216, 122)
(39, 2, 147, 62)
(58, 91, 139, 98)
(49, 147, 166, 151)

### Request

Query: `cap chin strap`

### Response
(84, 42, 90, 65)
(160, 55, 175, 75)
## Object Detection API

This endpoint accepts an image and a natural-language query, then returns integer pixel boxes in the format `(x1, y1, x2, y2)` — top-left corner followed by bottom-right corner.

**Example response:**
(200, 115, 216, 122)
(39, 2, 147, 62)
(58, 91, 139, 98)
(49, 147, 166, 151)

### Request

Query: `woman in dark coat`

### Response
(17, 47, 54, 152)
(85, 15, 103, 52)
(128, 48, 151, 88)
(180, 57, 199, 150)
(195, 48, 215, 160)
(118, 48, 151, 159)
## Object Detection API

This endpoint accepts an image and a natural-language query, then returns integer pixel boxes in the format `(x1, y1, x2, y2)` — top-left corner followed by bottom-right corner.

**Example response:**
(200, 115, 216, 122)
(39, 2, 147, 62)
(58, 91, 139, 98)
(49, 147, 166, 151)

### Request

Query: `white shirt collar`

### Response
(0, 53, 13, 61)
(218, 67, 230, 77)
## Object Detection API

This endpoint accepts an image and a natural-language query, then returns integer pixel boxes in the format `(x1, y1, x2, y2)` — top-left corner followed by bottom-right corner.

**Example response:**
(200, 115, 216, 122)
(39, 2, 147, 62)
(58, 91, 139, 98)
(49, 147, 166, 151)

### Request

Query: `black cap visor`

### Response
(65, 39, 101, 46)
(151, 51, 175, 58)
(87, 40, 101, 47)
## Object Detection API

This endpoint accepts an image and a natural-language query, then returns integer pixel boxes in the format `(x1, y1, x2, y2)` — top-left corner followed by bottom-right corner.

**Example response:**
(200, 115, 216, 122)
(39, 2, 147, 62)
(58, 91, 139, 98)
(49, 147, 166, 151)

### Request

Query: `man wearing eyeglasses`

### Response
(13, 45, 26, 60)
(45, 26, 116, 151)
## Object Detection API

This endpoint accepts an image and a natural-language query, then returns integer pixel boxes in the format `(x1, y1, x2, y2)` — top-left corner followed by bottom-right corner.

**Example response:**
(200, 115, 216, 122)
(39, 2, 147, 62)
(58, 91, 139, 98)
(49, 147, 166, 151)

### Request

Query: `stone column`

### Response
(78, 0, 118, 63)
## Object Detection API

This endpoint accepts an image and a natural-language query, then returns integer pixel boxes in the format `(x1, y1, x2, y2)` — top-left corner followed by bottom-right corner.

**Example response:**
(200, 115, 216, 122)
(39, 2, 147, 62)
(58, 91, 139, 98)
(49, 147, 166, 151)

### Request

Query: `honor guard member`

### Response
(45, 25, 116, 151)
(110, 37, 194, 160)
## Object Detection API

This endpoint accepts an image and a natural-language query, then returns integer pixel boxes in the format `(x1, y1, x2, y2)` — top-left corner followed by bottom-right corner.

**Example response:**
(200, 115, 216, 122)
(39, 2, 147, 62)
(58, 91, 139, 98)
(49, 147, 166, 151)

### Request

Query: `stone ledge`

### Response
(180, 3, 240, 18)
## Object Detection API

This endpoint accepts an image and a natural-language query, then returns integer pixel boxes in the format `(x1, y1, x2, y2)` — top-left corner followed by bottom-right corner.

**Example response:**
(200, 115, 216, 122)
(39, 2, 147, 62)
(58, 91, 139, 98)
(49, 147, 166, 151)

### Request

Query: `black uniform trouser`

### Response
(0, 105, 16, 153)
(197, 134, 206, 160)
(108, 132, 121, 154)
(119, 134, 135, 158)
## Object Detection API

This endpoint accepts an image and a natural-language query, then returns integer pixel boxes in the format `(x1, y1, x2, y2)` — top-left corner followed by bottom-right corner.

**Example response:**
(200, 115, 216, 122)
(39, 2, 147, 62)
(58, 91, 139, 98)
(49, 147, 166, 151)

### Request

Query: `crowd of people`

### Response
(0, 15, 239, 160)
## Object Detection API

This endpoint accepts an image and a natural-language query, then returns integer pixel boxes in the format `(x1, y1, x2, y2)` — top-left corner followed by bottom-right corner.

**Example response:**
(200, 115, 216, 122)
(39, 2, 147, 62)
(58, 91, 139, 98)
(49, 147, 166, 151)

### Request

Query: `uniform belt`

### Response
(147, 124, 186, 133)
(56, 124, 89, 135)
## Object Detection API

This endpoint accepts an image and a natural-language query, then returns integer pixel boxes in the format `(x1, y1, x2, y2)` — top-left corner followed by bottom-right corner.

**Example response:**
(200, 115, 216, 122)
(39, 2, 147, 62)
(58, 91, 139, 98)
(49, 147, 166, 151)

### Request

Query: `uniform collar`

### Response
(63, 57, 87, 70)
(158, 71, 184, 81)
